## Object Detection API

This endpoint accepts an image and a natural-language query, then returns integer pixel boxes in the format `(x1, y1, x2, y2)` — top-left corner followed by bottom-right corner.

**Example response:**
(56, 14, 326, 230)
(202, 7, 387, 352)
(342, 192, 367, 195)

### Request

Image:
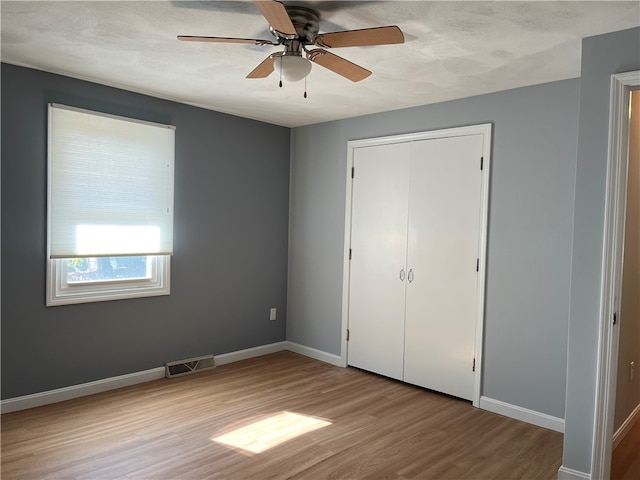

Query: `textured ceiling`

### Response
(2, 1, 639, 127)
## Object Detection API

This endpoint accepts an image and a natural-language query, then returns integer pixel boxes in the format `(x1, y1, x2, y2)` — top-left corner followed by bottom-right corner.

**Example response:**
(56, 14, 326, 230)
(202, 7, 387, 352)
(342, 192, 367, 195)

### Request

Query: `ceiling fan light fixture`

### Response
(275, 55, 312, 82)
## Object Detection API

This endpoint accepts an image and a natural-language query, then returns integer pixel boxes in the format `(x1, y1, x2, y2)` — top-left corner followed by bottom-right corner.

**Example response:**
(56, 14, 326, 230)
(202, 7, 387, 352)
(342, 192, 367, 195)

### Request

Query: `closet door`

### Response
(347, 142, 411, 380)
(403, 135, 484, 401)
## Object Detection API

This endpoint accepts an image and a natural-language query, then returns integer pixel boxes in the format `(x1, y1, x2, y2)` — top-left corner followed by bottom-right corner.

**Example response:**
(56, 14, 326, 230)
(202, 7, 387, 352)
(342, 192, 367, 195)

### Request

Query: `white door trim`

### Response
(591, 70, 640, 479)
(340, 123, 492, 407)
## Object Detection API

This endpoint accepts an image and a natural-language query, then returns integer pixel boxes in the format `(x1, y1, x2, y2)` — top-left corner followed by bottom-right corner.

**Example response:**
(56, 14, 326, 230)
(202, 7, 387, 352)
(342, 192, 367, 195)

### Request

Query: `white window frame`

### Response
(46, 255, 171, 306)
(46, 104, 174, 306)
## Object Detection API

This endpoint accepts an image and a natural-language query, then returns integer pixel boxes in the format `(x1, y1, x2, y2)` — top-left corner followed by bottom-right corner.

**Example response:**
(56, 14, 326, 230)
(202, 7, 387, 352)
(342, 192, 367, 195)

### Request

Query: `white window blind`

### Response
(48, 104, 175, 258)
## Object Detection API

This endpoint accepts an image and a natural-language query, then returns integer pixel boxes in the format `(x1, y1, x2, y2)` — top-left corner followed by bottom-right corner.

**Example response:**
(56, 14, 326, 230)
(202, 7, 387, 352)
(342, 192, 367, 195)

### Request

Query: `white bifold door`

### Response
(347, 133, 485, 401)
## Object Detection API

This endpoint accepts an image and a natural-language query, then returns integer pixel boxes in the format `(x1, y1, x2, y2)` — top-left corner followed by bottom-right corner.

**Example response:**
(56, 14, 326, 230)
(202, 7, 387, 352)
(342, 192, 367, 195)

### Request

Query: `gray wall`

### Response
(288, 79, 579, 419)
(1, 63, 291, 399)
(563, 27, 640, 474)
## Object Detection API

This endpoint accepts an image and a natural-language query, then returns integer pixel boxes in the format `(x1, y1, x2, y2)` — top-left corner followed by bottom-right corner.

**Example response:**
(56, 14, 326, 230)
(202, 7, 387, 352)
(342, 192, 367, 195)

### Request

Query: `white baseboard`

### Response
(557, 466, 591, 480)
(479, 396, 565, 433)
(215, 341, 287, 365)
(1, 341, 341, 414)
(613, 402, 640, 449)
(0, 366, 166, 414)
(285, 341, 343, 367)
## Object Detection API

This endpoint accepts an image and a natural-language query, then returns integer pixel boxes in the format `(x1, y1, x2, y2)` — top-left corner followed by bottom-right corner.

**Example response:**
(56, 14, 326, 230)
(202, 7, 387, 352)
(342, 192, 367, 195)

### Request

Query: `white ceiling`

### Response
(2, 1, 639, 127)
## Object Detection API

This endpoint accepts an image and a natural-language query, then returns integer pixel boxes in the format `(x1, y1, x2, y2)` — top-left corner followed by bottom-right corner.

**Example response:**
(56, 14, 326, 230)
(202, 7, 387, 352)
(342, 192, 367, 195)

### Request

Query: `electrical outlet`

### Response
(270, 308, 277, 321)
(630, 361, 635, 381)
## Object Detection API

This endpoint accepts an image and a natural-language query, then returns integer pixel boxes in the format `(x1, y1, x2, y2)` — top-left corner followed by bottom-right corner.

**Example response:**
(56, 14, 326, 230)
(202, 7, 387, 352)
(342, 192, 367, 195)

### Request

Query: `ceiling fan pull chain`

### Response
(279, 58, 283, 88)
(304, 76, 308, 98)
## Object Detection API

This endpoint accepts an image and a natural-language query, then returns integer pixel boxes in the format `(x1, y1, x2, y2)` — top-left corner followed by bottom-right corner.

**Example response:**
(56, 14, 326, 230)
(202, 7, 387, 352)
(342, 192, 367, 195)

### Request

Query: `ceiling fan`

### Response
(177, 0, 404, 86)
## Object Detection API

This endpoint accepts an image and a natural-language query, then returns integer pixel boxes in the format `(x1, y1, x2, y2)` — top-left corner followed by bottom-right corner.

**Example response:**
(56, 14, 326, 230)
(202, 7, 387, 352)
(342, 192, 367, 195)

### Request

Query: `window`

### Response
(46, 104, 175, 306)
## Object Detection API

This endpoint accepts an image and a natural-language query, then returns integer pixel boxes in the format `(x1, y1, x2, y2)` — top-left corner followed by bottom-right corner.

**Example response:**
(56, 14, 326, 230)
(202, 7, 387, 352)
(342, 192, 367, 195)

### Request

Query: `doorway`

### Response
(610, 88, 640, 478)
(592, 71, 640, 478)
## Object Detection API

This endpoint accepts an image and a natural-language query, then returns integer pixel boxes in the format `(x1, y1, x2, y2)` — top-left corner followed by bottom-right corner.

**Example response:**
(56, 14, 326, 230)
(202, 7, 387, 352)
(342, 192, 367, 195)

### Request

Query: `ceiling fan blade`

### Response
(254, 1, 297, 37)
(306, 49, 371, 82)
(313, 26, 404, 48)
(246, 53, 283, 79)
(178, 35, 276, 46)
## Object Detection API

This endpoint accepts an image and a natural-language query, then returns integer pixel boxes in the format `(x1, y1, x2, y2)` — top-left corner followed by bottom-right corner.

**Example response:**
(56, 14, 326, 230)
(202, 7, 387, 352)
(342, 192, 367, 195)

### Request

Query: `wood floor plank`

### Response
(1, 351, 563, 479)
(611, 415, 640, 480)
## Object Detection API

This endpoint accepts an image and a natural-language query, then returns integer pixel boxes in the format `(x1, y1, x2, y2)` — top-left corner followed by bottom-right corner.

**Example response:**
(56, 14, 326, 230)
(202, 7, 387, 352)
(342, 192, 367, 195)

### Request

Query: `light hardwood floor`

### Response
(611, 415, 640, 480)
(1, 351, 563, 479)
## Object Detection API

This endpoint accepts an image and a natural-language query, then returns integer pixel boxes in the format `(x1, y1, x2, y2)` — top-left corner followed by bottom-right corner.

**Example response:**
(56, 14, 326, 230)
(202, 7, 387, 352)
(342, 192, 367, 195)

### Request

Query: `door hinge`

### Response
(480, 157, 484, 171)
(347, 329, 350, 341)
(472, 358, 476, 372)
(476, 258, 479, 272)
(349, 248, 352, 260)
(351, 166, 355, 179)
(613, 312, 617, 325)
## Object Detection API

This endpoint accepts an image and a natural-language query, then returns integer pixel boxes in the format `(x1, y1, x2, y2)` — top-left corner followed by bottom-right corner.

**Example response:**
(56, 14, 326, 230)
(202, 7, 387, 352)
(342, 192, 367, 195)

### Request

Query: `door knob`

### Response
(408, 269, 414, 283)
(399, 268, 405, 281)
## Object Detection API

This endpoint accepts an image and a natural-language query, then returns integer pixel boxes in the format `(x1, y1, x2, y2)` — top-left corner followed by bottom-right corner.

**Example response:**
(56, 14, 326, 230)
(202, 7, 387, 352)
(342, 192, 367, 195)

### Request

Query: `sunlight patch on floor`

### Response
(212, 411, 332, 454)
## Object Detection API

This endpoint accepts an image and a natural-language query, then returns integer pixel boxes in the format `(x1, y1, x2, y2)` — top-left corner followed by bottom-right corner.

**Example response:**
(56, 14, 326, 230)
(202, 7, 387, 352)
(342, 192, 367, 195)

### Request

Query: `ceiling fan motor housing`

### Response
(288, 6, 320, 43)
(270, 6, 320, 45)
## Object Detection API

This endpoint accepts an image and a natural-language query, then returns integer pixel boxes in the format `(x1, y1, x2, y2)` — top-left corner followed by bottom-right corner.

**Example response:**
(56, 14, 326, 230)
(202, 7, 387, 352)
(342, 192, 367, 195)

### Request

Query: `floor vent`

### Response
(165, 354, 215, 378)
